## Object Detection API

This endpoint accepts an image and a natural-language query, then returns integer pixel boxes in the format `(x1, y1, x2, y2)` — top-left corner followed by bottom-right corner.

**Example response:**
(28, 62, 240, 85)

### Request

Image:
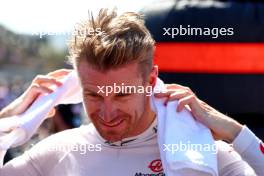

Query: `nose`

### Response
(98, 98, 117, 122)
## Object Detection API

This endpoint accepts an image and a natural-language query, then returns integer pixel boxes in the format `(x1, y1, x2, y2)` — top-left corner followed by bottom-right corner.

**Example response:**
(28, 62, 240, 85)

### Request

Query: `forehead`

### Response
(77, 61, 143, 87)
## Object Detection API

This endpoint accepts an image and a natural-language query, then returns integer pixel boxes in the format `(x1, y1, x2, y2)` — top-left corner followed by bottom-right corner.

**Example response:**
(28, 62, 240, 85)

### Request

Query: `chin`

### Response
(97, 128, 127, 142)
(95, 123, 130, 142)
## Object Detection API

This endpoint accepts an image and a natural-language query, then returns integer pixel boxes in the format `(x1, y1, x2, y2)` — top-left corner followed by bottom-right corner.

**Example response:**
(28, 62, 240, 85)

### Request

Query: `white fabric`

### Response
(153, 78, 218, 176)
(0, 71, 82, 166)
(1, 124, 261, 176)
(0, 72, 217, 175)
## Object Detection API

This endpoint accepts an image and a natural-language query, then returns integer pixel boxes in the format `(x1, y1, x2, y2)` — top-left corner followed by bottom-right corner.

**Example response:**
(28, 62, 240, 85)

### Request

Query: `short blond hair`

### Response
(67, 9, 155, 79)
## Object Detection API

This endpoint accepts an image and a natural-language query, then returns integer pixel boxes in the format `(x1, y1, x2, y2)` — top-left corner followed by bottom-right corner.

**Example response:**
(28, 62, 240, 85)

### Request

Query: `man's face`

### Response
(77, 61, 156, 142)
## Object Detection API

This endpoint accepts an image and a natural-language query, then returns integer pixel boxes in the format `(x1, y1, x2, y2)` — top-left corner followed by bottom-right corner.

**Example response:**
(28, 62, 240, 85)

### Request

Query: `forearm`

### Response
(0, 104, 14, 118)
(224, 118, 243, 143)
(0, 98, 23, 118)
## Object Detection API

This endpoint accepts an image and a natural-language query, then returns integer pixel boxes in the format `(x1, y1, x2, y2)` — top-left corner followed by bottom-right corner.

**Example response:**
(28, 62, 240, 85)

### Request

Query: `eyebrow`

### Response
(83, 88, 103, 96)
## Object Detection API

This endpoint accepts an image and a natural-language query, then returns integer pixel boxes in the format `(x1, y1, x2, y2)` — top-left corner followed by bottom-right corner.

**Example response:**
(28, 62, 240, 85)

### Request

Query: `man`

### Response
(0, 9, 263, 175)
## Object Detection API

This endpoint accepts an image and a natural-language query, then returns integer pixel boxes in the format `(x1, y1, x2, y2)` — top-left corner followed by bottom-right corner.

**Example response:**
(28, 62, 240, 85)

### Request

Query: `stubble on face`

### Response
(78, 61, 156, 142)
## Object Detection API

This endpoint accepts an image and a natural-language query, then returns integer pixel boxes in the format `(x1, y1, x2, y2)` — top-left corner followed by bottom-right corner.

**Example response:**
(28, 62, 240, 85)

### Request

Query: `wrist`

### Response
(226, 121, 243, 143)
(0, 106, 12, 118)
(0, 97, 23, 118)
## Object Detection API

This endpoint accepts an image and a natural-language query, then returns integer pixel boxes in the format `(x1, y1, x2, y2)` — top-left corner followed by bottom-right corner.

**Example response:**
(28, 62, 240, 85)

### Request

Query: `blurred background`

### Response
(0, 0, 263, 162)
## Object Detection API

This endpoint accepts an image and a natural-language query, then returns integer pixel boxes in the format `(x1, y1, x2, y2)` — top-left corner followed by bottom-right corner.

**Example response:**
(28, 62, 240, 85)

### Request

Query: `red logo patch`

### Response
(148, 159, 163, 173)
(260, 142, 264, 154)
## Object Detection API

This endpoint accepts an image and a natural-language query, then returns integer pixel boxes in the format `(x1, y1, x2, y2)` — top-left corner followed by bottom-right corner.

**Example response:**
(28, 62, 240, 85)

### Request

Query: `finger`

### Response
(47, 69, 72, 78)
(165, 84, 185, 89)
(18, 83, 56, 113)
(29, 84, 54, 95)
(154, 89, 183, 98)
(154, 92, 170, 98)
(33, 76, 63, 87)
(184, 105, 192, 112)
(163, 90, 190, 105)
(165, 84, 195, 95)
(21, 84, 54, 106)
(177, 94, 198, 112)
(166, 91, 190, 101)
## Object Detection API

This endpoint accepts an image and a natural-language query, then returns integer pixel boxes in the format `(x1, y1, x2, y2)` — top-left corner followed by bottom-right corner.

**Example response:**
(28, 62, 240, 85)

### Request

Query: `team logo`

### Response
(148, 159, 163, 173)
(260, 142, 264, 154)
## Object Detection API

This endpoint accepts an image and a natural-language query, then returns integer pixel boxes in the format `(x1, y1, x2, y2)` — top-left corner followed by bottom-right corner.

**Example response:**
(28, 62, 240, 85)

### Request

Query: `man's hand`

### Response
(0, 69, 71, 118)
(154, 84, 243, 143)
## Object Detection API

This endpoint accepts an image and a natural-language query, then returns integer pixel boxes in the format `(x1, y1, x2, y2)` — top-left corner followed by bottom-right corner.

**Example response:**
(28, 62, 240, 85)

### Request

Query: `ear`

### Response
(149, 65, 158, 88)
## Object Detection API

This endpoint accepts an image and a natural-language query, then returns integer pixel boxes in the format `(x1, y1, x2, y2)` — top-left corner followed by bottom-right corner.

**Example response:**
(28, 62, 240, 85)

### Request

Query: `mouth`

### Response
(100, 119, 125, 128)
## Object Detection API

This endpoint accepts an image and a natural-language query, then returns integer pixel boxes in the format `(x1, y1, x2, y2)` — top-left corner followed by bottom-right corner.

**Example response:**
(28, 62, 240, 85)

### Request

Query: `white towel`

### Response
(0, 72, 218, 175)
(152, 78, 218, 176)
(0, 71, 82, 167)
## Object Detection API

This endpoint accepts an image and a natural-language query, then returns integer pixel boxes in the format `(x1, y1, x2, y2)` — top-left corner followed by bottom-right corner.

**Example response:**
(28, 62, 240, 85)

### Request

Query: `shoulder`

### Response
(11, 124, 100, 174)
(25, 123, 99, 159)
